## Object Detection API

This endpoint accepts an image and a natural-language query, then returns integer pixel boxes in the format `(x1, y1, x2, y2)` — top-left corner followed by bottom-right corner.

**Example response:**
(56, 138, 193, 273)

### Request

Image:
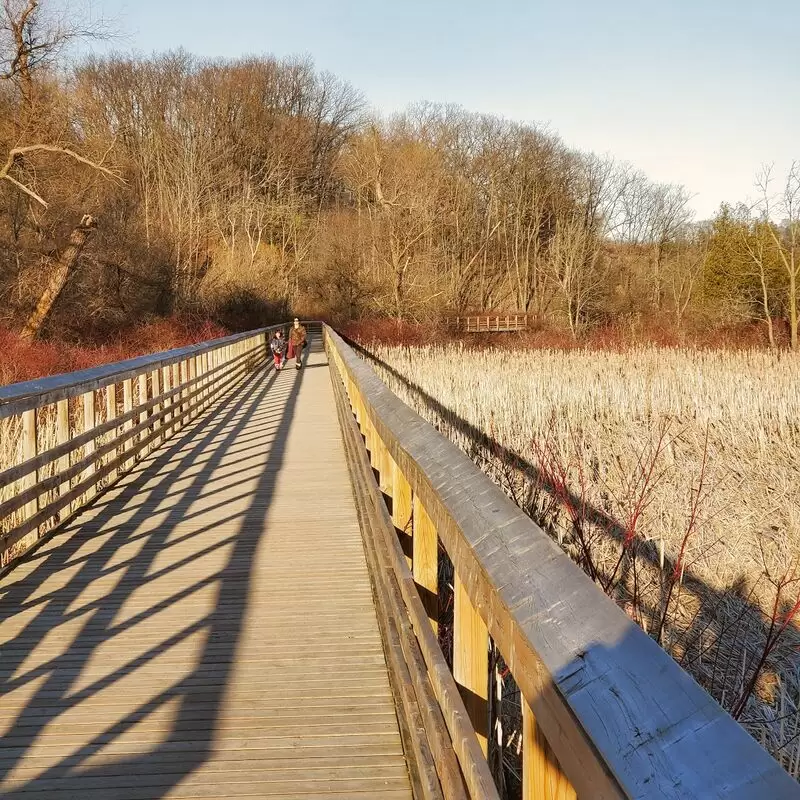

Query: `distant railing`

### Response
(446, 315, 528, 332)
(325, 325, 798, 799)
(0, 326, 279, 567)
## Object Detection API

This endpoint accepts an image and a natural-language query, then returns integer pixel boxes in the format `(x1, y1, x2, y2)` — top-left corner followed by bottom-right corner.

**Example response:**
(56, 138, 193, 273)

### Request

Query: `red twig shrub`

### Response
(0, 316, 228, 386)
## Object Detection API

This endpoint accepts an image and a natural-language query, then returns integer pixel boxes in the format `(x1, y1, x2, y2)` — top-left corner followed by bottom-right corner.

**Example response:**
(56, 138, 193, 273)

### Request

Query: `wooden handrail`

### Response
(324, 325, 798, 799)
(0, 325, 285, 566)
(0, 326, 279, 419)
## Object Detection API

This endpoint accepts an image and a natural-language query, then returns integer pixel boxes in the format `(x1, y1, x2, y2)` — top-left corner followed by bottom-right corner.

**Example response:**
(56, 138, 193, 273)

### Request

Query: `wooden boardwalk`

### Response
(0, 340, 412, 798)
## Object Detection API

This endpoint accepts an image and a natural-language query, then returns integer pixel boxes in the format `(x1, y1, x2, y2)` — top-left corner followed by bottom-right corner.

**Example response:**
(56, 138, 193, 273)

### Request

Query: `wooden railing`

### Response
(0, 326, 279, 567)
(446, 315, 529, 333)
(324, 325, 799, 799)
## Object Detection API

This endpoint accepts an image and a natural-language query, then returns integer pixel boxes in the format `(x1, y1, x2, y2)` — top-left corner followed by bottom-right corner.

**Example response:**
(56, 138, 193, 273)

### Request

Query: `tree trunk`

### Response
(790, 267, 798, 351)
(758, 265, 775, 348)
(20, 215, 97, 340)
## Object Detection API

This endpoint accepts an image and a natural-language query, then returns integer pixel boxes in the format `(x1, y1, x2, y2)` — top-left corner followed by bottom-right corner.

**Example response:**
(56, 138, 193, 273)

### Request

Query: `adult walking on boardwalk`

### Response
(288, 317, 307, 370)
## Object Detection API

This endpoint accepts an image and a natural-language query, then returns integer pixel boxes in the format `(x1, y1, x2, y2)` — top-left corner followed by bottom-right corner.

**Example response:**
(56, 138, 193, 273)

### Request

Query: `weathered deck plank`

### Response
(0, 341, 412, 798)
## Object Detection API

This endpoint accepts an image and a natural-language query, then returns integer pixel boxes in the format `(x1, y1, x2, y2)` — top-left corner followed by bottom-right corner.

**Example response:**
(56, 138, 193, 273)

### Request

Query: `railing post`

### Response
(175, 361, 183, 422)
(201, 352, 210, 409)
(105, 384, 117, 481)
(161, 365, 172, 437)
(523, 698, 576, 800)
(21, 409, 38, 527)
(151, 369, 161, 441)
(56, 398, 70, 514)
(376, 434, 392, 496)
(137, 373, 148, 451)
(354, 391, 363, 428)
(411, 495, 438, 633)
(454, 573, 489, 755)
(187, 358, 196, 420)
(82, 390, 96, 499)
(392, 460, 413, 568)
(123, 378, 134, 468)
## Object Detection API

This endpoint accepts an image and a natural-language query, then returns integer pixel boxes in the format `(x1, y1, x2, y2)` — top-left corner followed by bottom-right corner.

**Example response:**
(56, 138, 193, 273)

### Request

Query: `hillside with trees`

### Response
(1, 0, 798, 348)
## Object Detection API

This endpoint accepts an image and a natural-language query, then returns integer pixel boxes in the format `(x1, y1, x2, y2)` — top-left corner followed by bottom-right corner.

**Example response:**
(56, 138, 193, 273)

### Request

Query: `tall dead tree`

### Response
(0, 143, 118, 338)
(19, 213, 96, 339)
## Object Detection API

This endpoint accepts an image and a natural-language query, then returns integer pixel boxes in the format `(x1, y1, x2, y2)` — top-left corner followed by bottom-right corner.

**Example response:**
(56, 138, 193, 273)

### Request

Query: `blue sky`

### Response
(86, 0, 798, 219)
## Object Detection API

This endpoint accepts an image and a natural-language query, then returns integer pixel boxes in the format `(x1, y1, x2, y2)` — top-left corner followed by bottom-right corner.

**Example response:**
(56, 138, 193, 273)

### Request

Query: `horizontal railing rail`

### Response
(0, 327, 280, 419)
(0, 324, 286, 566)
(324, 325, 799, 799)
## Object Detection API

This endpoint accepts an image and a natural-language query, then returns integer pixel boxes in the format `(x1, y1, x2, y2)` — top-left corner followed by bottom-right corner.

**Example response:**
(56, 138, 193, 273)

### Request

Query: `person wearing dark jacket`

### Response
(270, 330, 287, 370)
(288, 318, 307, 370)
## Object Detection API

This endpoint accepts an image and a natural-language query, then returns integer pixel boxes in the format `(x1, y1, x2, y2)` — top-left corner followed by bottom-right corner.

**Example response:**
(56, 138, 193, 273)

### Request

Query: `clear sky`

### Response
(85, 0, 798, 220)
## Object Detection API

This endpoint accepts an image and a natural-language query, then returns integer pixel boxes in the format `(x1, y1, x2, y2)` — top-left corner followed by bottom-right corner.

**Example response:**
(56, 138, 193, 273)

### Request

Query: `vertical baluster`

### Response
(177, 361, 187, 426)
(82, 390, 96, 499)
(523, 698, 577, 800)
(367, 418, 377, 468)
(187, 358, 196, 420)
(375, 433, 392, 495)
(56, 399, 70, 516)
(412, 496, 438, 632)
(137, 373, 148, 453)
(151, 368, 161, 441)
(21, 409, 38, 530)
(105, 384, 117, 481)
(201, 352, 209, 410)
(453, 573, 489, 755)
(172, 363, 181, 430)
(161, 365, 172, 438)
(208, 349, 217, 403)
(354, 390, 363, 428)
(123, 378, 134, 470)
(392, 460, 413, 568)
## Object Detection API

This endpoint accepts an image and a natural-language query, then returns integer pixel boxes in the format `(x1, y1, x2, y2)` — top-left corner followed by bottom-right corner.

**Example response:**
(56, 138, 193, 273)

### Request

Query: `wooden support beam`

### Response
(377, 435, 392, 495)
(412, 495, 438, 634)
(392, 461, 413, 568)
(21, 409, 38, 526)
(82, 390, 96, 499)
(122, 379, 134, 469)
(523, 698, 577, 800)
(186, 358, 196, 420)
(453, 573, 489, 755)
(105, 384, 117, 481)
(161, 365, 172, 437)
(150, 369, 161, 441)
(173, 362, 182, 427)
(56, 399, 69, 513)
(137, 373, 148, 451)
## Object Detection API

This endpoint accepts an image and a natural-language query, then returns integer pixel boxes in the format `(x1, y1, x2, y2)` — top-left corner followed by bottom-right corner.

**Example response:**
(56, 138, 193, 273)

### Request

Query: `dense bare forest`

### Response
(1, 0, 798, 348)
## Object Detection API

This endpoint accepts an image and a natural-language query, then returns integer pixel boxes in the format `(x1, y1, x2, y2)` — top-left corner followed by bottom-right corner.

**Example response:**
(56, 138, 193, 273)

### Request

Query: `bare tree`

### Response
(1, 0, 111, 120)
(756, 163, 800, 350)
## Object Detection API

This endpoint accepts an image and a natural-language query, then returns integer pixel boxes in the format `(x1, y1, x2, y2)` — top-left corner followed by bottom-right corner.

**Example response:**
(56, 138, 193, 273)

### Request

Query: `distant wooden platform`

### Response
(0, 341, 412, 798)
(445, 315, 528, 333)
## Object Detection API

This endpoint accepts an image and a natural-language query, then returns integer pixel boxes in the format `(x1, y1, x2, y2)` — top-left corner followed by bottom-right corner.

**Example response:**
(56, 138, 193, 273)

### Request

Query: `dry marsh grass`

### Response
(366, 342, 800, 774)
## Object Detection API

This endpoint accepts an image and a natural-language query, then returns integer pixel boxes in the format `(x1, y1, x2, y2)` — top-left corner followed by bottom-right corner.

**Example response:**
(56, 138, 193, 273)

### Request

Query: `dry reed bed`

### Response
(367, 342, 800, 775)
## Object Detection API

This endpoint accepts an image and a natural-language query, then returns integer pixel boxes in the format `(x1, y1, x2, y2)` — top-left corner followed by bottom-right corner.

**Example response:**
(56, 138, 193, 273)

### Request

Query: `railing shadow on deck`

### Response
(347, 336, 800, 771)
(0, 361, 306, 797)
